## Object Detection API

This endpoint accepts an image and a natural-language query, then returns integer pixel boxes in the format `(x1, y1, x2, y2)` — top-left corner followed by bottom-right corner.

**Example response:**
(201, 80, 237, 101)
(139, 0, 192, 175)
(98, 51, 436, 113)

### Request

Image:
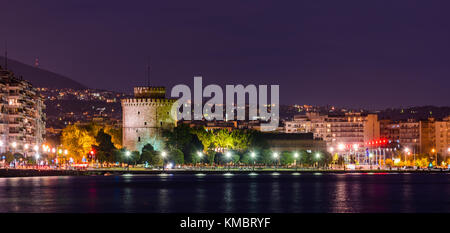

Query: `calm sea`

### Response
(0, 173, 449, 213)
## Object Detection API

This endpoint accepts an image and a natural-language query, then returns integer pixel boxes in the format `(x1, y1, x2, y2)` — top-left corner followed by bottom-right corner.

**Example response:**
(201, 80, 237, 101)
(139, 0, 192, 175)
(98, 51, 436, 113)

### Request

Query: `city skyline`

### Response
(1, 0, 450, 109)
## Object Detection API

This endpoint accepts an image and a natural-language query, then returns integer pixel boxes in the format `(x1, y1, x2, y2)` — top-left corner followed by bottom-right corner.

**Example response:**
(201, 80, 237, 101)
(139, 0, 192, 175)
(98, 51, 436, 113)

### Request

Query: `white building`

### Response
(0, 66, 46, 154)
(121, 86, 176, 152)
(284, 112, 380, 148)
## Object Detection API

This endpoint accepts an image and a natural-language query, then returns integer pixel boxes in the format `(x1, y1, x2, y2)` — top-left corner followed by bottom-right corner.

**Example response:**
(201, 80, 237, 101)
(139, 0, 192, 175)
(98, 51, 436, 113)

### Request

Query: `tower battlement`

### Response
(122, 85, 176, 152)
(134, 86, 166, 98)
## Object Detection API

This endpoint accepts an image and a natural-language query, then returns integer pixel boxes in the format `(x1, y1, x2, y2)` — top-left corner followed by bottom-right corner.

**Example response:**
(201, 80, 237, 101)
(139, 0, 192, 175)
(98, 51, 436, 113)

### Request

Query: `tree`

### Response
(280, 151, 294, 166)
(163, 124, 193, 151)
(3, 152, 14, 163)
(61, 124, 97, 162)
(95, 129, 116, 163)
(258, 149, 273, 165)
(206, 148, 216, 165)
(170, 149, 184, 165)
(104, 126, 123, 149)
(240, 152, 252, 165)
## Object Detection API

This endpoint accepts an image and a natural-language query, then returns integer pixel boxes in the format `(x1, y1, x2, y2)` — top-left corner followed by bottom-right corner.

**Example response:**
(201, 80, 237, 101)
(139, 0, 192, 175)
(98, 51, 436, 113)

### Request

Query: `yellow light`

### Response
(431, 148, 436, 153)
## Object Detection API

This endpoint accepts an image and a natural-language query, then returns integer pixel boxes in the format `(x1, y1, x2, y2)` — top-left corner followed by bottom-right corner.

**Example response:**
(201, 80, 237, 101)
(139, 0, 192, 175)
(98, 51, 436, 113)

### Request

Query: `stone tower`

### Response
(121, 86, 176, 152)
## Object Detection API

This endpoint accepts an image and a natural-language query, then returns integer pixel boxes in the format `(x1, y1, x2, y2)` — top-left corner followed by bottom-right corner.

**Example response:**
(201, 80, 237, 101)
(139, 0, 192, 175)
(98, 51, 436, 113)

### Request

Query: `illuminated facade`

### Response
(121, 86, 176, 152)
(284, 112, 380, 147)
(0, 66, 46, 154)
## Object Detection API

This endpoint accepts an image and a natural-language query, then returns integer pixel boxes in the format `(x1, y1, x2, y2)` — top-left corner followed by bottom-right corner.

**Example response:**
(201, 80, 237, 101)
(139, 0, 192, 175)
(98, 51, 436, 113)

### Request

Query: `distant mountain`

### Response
(0, 56, 87, 89)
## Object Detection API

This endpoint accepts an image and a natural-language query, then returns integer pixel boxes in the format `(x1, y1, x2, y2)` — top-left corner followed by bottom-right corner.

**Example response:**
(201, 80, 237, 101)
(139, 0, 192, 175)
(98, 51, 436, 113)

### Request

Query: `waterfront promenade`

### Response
(1, 167, 448, 177)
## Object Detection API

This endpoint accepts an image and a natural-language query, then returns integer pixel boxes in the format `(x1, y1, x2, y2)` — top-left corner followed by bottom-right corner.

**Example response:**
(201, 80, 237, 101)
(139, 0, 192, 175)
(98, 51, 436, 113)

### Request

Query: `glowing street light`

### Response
(315, 152, 321, 159)
(404, 148, 409, 153)
(293, 152, 299, 159)
(24, 144, 29, 150)
(338, 143, 345, 151)
(225, 151, 232, 159)
(161, 151, 167, 158)
(34, 145, 39, 151)
(11, 142, 17, 148)
(0, 141, 3, 146)
(352, 144, 359, 150)
(125, 151, 131, 157)
(273, 152, 279, 159)
(250, 152, 256, 159)
(64, 149, 68, 155)
(197, 151, 203, 157)
(328, 147, 334, 153)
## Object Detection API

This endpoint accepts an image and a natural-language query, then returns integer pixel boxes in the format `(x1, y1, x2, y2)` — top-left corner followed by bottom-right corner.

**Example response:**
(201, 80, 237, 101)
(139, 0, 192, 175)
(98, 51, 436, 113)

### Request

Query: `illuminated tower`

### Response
(121, 86, 176, 152)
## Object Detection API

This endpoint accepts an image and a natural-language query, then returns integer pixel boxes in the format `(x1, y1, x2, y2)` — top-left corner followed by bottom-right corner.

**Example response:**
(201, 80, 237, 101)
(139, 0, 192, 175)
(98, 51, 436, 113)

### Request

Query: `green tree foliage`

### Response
(61, 123, 122, 161)
(3, 152, 14, 163)
(258, 149, 273, 165)
(280, 151, 294, 165)
(94, 129, 117, 163)
(170, 149, 184, 165)
(206, 148, 216, 165)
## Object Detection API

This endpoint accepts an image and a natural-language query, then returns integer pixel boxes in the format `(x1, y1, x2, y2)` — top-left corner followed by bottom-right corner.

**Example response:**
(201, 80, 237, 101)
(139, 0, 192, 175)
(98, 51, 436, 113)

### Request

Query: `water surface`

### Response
(0, 173, 449, 213)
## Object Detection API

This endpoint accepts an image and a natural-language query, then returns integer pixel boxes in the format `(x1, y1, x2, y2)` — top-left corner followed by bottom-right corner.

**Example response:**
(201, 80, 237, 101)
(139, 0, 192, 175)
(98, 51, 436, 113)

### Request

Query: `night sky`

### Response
(1, 0, 449, 109)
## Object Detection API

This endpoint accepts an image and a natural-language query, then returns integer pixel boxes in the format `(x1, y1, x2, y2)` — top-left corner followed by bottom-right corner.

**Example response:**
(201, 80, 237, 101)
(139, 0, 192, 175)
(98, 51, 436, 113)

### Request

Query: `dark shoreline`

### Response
(0, 168, 449, 177)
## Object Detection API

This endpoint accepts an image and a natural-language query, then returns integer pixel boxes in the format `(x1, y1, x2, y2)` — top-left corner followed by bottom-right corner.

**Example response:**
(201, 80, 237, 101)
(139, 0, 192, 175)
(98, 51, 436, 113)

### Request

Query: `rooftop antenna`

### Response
(147, 58, 150, 87)
(4, 41, 7, 70)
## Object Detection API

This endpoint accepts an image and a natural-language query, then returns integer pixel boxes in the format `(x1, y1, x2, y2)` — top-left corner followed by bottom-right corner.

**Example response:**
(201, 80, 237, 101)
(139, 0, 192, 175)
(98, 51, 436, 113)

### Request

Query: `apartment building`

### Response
(284, 112, 380, 147)
(0, 66, 46, 154)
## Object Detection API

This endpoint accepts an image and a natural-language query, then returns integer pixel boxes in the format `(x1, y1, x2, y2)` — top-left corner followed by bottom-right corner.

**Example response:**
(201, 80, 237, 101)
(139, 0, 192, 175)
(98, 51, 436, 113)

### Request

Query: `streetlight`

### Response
(197, 151, 203, 169)
(352, 144, 359, 165)
(431, 148, 437, 167)
(125, 151, 131, 170)
(293, 152, 299, 171)
(33, 145, 39, 151)
(35, 153, 40, 167)
(404, 148, 409, 166)
(315, 152, 321, 169)
(273, 152, 279, 170)
(161, 151, 167, 170)
(250, 152, 256, 170)
(225, 151, 232, 170)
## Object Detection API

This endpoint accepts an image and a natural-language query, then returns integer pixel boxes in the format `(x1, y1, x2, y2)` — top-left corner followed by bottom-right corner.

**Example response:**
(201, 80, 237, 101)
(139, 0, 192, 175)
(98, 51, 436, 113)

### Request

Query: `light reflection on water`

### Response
(0, 173, 449, 213)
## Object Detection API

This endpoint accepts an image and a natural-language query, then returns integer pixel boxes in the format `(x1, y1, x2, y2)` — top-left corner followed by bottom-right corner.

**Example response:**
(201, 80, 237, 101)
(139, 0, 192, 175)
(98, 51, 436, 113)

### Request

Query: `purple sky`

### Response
(1, 0, 449, 109)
